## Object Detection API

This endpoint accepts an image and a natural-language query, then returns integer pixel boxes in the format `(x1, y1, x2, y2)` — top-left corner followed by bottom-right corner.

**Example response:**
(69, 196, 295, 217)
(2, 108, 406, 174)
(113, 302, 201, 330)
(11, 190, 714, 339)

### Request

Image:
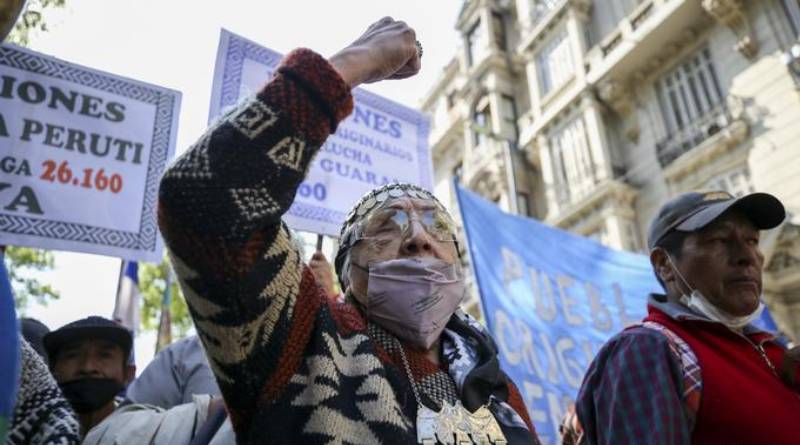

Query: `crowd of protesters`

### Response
(2, 9, 800, 445)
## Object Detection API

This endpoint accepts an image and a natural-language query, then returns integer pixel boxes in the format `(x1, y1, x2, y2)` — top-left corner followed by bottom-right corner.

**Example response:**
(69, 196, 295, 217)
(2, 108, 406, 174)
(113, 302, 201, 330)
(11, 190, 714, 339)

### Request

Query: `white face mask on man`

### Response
(681, 288, 764, 329)
(666, 254, 763, 329)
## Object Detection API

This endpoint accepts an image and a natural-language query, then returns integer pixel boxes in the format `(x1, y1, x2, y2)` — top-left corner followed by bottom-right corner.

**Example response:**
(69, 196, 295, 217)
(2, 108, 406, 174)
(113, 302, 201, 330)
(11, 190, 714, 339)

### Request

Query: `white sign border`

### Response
(0, 44, 181, 261)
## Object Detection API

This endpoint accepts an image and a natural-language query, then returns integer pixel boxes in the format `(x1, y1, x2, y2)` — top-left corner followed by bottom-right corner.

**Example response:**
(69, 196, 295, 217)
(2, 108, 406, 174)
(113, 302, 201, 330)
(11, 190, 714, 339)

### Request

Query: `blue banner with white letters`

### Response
(455, 184, 661, 443)
(455, 184, 783, 443)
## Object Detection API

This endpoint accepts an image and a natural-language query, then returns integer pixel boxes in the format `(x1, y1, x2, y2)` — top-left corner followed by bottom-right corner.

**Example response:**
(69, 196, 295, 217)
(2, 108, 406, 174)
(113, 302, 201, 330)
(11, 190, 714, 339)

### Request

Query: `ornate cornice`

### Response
(701, 0, 758, 59)
(630, 26, 703, 83)
(468, 164, 505, 202)
(464, 138, 508, 201)
(596, 78, 639, 142)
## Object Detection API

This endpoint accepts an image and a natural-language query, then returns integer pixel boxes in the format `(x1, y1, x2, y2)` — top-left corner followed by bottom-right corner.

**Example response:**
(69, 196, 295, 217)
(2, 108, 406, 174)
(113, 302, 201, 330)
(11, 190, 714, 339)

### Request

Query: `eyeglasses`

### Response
(352, 207, 456, 243)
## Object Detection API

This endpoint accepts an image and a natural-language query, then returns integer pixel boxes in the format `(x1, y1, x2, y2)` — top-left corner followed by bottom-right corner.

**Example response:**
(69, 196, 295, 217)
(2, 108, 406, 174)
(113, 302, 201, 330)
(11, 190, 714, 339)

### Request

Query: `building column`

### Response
(488, 90, 504, 138)
(463, 118, 476, 164)
(515, 0, 533, 31)
(481, 6, 496, 51)
(525, 59, 543, 121)
(580, 94, 613, 183)
(604, 214, 626, 251)
(537, 134, 559, 218)
(460, 29, 473, 69)
(566, 8, 588, 85)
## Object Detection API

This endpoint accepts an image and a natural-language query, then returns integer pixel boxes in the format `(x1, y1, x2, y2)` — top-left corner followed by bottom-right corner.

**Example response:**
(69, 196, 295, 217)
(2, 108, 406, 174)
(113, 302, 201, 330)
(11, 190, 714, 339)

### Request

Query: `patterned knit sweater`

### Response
(6, 339, 80, 445)
(158, 48, 533, 444)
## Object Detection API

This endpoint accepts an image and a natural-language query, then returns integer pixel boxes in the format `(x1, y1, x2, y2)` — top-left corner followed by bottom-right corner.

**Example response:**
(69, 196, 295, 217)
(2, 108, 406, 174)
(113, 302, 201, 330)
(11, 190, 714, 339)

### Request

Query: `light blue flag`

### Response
(0, 251, 20, 442)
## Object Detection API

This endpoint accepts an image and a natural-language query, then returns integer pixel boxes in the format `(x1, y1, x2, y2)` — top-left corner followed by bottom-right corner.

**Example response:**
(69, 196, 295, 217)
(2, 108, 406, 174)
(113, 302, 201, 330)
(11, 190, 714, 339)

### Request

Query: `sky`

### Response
(16, 0, 463, 370)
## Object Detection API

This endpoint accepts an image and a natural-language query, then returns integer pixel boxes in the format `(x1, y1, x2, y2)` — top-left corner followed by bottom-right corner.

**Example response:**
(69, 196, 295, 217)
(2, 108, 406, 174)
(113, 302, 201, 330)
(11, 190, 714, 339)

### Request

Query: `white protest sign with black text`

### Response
(0, 44, 181, 262)
(209, 29, 432, 236)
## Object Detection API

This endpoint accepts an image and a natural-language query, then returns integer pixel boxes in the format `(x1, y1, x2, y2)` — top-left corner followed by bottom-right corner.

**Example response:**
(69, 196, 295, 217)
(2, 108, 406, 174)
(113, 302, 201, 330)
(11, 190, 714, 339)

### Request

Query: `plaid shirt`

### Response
(575, 294, 773, 445)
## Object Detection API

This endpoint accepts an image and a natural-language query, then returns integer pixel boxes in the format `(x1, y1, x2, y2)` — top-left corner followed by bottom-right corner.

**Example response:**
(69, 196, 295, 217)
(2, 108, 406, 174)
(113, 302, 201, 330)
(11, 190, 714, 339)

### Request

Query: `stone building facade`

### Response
(421, 0, 800, 340)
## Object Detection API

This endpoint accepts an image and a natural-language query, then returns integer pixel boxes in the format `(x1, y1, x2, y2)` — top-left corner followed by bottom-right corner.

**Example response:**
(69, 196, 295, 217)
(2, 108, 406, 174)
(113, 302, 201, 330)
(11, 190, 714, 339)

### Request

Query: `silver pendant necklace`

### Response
(394, 340, 508, 445)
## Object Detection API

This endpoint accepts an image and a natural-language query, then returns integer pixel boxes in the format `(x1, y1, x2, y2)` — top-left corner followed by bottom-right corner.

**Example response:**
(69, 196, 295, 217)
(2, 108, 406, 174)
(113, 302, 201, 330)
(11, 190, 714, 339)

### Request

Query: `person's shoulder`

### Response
(84, 398, 211, 445)
(329, 300, 367, 335)
(82, 403, 166, 445)
(171, 335, 205, 360)
(592, 325, 677, 365)
(607, 324, 673, 346)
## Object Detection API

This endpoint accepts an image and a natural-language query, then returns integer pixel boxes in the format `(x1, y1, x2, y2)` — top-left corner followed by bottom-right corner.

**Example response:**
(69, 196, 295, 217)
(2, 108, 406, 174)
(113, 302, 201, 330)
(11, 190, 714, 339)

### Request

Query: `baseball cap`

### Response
(647, 190, 785, 250)
(43, 316, 133, 364)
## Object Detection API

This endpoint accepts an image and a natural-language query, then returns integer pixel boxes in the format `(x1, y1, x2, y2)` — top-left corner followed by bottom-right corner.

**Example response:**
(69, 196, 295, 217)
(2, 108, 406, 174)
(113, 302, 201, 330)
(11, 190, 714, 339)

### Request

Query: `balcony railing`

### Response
(656, 104, 732, 168)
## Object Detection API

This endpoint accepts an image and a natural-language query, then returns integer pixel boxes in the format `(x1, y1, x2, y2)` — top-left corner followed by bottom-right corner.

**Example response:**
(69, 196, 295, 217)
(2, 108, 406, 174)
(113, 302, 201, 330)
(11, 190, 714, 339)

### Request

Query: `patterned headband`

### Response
(339, 183, 447, 237)
(334, 182, 453, 283)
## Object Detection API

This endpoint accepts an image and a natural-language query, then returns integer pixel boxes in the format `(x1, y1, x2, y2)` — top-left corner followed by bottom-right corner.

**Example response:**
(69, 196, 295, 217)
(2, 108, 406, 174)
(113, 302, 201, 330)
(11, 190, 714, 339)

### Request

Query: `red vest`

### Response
(645, 307, 800, 445)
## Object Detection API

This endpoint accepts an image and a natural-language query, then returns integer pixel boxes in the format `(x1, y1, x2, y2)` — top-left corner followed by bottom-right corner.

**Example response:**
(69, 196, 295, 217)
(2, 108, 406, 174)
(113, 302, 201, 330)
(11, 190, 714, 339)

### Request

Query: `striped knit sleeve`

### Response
(157, 49, 353, 432)
(575, 328, 691, 445)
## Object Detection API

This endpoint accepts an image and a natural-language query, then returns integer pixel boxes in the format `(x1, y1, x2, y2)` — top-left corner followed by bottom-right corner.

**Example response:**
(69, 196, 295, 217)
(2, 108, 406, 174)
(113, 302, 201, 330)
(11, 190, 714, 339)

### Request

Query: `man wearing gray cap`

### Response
(575, 190, 800, 444)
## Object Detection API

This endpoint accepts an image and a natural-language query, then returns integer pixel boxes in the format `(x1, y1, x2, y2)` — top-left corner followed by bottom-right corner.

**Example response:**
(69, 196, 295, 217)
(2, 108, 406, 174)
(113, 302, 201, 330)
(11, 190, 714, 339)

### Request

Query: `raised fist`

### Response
(329, 17, 421, 88)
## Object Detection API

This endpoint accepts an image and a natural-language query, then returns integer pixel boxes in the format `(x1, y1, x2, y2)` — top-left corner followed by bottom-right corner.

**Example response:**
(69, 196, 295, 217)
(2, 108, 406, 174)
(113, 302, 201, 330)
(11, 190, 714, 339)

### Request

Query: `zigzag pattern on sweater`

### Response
(7, 340, 80, 445)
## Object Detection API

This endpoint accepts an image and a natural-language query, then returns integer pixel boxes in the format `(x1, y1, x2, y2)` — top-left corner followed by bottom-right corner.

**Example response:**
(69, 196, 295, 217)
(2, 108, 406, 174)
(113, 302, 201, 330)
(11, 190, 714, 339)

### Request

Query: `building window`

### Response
(549, 117, 596, 206)
(537, 30, 574, 96)
(706, 166, 755, 197)
(517, 192, 531, 216)
(500, 95, 519, 147)
(656, 47, 726, 166)
(472, 97, 492, 147)
(658, 47, 723, 134)
(781, 0, 800, 37)
(467, 19, 489, 67)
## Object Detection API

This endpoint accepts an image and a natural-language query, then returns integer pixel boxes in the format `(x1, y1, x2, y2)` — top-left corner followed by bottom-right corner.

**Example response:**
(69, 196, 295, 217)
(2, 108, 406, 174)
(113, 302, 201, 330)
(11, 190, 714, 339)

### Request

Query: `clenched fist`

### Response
(328, 17, 421, 88)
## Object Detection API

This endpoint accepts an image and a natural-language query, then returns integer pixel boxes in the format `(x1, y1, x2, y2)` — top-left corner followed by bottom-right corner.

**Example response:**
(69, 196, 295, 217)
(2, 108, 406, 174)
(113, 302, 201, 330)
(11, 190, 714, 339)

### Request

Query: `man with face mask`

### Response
(43, 316, 135, 437)
(158, 16, 538, 445)
(575, 191, 800, 444)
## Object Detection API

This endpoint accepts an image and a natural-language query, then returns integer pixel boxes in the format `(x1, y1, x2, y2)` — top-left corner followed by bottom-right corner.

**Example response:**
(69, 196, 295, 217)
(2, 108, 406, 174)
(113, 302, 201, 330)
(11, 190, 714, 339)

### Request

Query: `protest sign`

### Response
(209, 29, 432, 236)
(0, 44, 181, 262)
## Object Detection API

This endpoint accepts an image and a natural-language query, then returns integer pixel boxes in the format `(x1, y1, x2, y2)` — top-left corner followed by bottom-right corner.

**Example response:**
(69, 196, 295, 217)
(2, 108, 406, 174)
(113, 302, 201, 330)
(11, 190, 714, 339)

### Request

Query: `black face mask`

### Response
(59, 377, 124, 414)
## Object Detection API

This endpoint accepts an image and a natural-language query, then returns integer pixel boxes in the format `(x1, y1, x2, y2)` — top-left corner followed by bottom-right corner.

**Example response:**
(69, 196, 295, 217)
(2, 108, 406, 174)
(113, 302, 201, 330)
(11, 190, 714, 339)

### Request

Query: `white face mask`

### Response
(353, 257, 465, 350)
(680, 289, 764, 330)
(667, 253, 763, 329)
